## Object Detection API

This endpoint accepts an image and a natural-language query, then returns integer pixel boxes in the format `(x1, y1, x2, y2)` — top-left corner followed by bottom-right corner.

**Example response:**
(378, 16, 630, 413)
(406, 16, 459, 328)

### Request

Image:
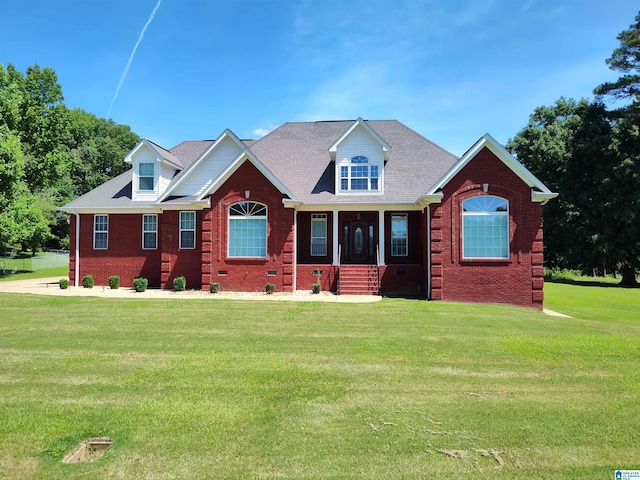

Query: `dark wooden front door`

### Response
(341, 221, 376, 264)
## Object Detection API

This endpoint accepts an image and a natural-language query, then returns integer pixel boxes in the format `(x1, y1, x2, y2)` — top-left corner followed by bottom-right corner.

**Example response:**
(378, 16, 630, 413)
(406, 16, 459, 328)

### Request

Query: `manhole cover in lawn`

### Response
(62, 437, 112, 463)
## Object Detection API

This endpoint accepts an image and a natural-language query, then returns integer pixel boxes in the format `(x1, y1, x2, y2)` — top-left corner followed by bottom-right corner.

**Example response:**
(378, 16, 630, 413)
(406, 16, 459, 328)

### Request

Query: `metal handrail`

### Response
(376, 244, 381, 295)
(337, 244, 341, 295)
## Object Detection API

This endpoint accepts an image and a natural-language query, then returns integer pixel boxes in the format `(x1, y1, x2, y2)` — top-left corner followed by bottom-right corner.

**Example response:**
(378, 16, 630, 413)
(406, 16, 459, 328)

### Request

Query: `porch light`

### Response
(245, 190, 250, 199)
(483, 183, 489, 193)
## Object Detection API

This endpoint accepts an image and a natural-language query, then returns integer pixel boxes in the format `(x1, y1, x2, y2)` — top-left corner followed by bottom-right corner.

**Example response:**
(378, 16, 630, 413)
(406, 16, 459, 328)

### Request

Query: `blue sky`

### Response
(1, 1, 638, 156)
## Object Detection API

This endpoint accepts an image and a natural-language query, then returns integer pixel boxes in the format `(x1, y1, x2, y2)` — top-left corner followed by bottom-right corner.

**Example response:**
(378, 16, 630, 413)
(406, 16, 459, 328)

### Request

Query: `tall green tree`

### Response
(507, 98, 617, 274)
(594, 11, 640, 285)
(510, 10, 640, 285)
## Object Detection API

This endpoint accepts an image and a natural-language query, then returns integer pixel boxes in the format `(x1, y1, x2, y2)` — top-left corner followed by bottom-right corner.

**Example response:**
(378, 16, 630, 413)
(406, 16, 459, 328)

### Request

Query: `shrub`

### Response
(81, 275, 94, 289)
(544, 267, 583, 282)
(108, 276, 120, 289)
(265, 283, 275, 294)
(173, 276, 186, 291)
(209, 282, 221, 293)
(133, 277, 148, 292)
(311, 282, 321, 294)
(59, 279, 69, 289)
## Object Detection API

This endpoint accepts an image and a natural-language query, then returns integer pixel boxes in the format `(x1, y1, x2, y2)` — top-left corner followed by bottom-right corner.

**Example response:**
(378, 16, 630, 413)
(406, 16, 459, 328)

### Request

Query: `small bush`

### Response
(108, 276, 120, 289)
(209, 282, 221, 293)
(544, 267, 583, 282)
(81, 275, 94, 289)
(173, 276, 186, 291)
(133, 277, 148, 292)
(59, 279, 69, 289)
(311, 282, 321, 294)
(265, 283, 275, 294)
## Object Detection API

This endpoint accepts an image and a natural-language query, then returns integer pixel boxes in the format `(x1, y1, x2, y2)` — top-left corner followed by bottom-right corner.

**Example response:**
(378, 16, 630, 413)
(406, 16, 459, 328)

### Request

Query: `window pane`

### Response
(311, 215, 327, 256)
(143, 232, 157, 249)
(351, 178, 368, 190)
(391, 214, 408, 256)
(94, 215, 108, 249)
(228, 204, 267, 257)
(180, 212, 195, 229)
(180, 231, 195, 249)
(139, 163, 154, 176)
(462, 201, 508, 259)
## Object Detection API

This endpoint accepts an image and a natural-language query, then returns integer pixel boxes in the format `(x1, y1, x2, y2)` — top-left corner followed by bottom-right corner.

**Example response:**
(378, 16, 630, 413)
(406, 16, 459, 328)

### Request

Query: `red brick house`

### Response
(60, 118, 557, 308)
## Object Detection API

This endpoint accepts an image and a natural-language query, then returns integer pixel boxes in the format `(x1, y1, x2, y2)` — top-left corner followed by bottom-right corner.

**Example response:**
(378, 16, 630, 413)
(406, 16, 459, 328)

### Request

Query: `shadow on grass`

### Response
(545, 278, 640, 288)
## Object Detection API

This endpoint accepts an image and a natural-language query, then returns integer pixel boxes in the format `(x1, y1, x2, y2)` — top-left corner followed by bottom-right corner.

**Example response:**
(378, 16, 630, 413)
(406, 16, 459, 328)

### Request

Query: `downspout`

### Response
(74, 213, 80, 287)
(426, 206, 431, 300)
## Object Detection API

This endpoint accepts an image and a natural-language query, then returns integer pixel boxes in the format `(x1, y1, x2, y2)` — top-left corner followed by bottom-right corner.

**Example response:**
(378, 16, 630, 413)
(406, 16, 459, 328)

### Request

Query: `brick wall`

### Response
(430, 147, 544, 308)
(201, 161, 295, 293)
(72, 213, 162, 287)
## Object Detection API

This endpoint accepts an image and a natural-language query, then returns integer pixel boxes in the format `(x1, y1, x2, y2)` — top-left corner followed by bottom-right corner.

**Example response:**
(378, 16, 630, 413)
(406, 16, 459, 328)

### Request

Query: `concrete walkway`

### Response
(0, 277, 382, 303)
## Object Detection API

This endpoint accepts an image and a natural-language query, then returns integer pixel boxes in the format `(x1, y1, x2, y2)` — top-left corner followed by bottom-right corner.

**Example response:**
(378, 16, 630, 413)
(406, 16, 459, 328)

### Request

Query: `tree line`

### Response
(0, 63, 139, 253)
(508, 11, 640, 285)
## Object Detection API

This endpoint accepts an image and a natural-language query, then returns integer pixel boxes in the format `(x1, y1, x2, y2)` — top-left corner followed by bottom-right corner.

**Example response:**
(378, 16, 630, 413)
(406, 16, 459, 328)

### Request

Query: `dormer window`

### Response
(339, 156, 380, 193)
(139, 163, 154, 191)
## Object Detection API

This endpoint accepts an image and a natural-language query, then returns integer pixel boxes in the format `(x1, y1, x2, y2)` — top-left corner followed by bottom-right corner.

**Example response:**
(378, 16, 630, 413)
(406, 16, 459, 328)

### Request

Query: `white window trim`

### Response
(461, 195, 510, 260)
(138, 162, 155, 192)
(310, 213, 327, 256)
(142, 214, 158, 250)
(391, 213, 408, 257)
(179, 211, 196, 250)
(227, 202, 268, 259)
(337, 155, 382, 194)
(93, 214, 108, 250)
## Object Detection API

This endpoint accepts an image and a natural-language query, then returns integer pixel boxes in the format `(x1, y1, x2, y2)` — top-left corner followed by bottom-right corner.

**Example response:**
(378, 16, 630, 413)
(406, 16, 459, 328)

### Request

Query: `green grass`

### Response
(0, 251, 69, 282)
(0, 285, 638, 478)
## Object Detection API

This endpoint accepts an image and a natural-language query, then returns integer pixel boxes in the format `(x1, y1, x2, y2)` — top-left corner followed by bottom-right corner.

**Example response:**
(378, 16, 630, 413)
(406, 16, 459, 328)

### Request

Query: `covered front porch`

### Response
(293, 209, 429, 296)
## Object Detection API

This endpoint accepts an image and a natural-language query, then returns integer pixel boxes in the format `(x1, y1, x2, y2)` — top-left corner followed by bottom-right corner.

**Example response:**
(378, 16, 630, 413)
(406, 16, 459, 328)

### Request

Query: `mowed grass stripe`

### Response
(0, 290, 638, 479)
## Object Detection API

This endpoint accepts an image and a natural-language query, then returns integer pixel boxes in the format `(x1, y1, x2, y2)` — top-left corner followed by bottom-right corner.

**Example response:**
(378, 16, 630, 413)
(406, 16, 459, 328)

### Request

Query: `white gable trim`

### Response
(329, 117, 391, 161)
(124, 139, 182, 170)
(426, 133, 558, 203)
(157, 129, 246, 202)
(198, 149, 297, 201)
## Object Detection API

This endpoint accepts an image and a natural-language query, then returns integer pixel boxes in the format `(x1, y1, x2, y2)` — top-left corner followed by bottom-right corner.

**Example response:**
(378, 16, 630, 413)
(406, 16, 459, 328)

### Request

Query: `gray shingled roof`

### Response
(247, 120, 458, 204)
(62, 120, 459, 211)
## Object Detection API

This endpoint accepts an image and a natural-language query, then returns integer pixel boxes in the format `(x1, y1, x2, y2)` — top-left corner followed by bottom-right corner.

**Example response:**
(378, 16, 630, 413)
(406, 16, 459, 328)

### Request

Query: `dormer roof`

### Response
(328, 117, 391, 162)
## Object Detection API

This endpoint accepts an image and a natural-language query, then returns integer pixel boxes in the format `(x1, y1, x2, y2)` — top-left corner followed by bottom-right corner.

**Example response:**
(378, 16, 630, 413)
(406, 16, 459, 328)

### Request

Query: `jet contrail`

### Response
(107, 0, 162, 118)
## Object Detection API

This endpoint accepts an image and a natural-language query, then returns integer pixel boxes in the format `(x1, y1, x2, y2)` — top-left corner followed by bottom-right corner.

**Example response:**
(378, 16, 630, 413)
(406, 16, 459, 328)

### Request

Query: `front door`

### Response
(341, 221, 376, 264)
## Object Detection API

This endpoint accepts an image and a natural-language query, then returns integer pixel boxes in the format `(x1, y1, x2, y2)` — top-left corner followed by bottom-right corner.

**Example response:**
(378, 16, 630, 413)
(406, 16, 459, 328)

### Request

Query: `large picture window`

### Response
(339, 156, 380, 192)
(139, 163, 154, 191)
(142, 214, 157, 249)
(228, 202, 267, 258)
(311, 214, 327, 256)
(93, 214, 108, 250)
(391, 214, 408, 256)
(180, 211, 196, 249)
(462, 196, 509, 259)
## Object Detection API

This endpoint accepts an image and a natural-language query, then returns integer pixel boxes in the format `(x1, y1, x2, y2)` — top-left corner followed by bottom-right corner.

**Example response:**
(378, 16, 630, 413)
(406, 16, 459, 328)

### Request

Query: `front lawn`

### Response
(0, 287, 638, 479)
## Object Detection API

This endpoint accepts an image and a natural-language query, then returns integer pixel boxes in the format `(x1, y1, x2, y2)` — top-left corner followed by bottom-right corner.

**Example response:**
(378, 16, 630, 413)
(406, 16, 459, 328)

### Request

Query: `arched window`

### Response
(228, 202, 267, 258)
(339, 155, 380, 192)
(462, 196, 509, 259)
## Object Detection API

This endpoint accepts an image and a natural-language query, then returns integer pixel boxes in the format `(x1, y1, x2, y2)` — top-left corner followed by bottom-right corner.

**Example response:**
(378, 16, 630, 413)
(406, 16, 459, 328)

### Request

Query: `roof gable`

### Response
(199, 148, 297, 201)
(124, 139, 182, 170)
(426, 134, 558, 203)
(329, 117, 391, 161)
(157, 129, 246, 202)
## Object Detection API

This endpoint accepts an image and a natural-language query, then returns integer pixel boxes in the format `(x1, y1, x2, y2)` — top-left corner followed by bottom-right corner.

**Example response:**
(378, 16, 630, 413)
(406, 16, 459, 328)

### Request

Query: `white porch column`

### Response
(74, 213, 80, 287)
(332, 210, 339, 265)
(293, 209, 297, 292)
(378, 209, 385, 266)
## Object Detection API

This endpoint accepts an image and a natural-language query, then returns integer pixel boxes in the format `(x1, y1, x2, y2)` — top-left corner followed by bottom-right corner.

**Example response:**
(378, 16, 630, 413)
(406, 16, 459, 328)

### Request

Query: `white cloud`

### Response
(251, 128, 273, 138)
